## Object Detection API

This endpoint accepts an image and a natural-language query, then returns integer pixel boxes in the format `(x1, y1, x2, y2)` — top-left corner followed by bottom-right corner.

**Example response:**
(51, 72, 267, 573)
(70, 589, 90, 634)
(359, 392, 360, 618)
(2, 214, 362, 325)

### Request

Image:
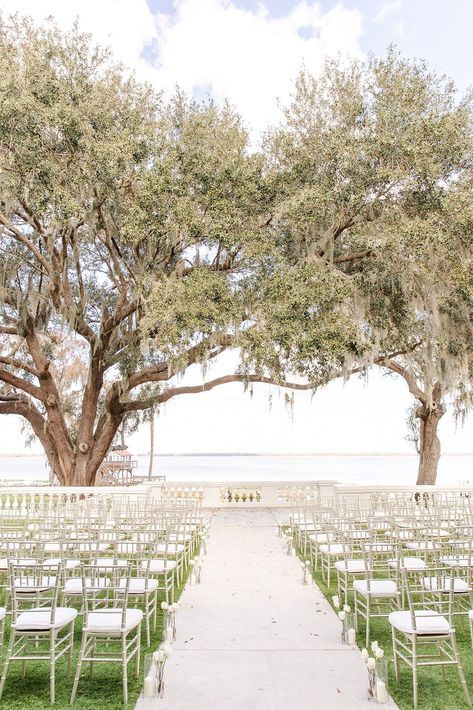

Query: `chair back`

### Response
(80, 562, 132, 633)
(403, 566, 454, 633)
(9, 561, 61, 623)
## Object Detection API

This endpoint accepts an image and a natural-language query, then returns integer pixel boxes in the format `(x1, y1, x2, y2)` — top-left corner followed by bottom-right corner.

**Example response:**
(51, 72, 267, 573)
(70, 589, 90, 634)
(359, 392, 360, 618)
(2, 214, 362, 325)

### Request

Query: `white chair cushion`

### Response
(14, 607, 77, 631)
(334, 560, 367, 573)
(42, 543, 71, 553)
(43, 558, 80, 570)
(345, 531, 370, 539)
(389, 610, 451, 635)
(91, 558, 128, 569)
(85, 608, 143, 634)
(119, 578, 159, 594)
(116, 543, 139, 555)
(440, 556, 471, 568)
(14, 576, 57, 593)
(385, 530, 413, 540)
(155, 544, 184, 554)
(77, 542, 110, 552)
(63, 577, 110, 595)
(422, 576, 471, 593)
(354, 579, 398, 597)
(168, 534, 191, 543)
(0, 557, 36, 571)
(364, 543, 394, 553)
(142, 559, 177, 573)
(309, 533, 331, 543)
(319, 544, 344, 554)
(406, 541, 441, 551)
(370, 522, 390, 530)
(387, 557, 426, 570)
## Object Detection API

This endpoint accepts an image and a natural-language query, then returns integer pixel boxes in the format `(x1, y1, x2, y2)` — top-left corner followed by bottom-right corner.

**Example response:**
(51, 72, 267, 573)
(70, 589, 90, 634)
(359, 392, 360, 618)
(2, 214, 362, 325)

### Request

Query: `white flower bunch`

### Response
(160, 643, 172, 659)
(171, 602, 180, 612)
(367, 657, 376, 670)
(332, 595, 340, 609)
(361, 648, 369, 662)
(153, 649, 165, 664)
(343, 604, 351, 612)
(371, 641, 379, 653)
(338, 611, 346, 621)
(161, 601, 169, 611)
(375, 648, 384, 659)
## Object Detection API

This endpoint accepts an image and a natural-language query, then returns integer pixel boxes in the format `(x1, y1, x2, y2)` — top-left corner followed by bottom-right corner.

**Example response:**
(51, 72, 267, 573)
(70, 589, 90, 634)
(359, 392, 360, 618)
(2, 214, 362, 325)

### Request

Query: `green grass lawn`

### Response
(0, 573, 190, 709)
(298, 546, 473, 710)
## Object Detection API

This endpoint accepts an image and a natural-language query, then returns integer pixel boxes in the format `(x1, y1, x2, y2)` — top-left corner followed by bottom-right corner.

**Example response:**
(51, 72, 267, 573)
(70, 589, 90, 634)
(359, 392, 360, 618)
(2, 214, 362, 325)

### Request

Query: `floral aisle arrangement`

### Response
(333, 597, 356, 645)
(143, 643, 172, 699)
(161, 601, 179, 643)
(301, 560, 312, 585)
(361, 642, 389, 704)
(283, 532, 296, 556)
(189, 555, 204, 585)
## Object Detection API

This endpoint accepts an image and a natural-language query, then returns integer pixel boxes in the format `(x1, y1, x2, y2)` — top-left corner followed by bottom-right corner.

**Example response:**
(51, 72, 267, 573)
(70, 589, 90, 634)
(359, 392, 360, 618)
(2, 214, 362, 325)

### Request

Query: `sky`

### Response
(0, 0, 472, 455)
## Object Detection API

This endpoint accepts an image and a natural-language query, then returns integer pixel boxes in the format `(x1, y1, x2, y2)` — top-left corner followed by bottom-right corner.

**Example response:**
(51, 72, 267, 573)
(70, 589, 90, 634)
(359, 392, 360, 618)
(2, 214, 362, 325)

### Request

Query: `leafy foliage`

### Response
(0, 19, 472, 486)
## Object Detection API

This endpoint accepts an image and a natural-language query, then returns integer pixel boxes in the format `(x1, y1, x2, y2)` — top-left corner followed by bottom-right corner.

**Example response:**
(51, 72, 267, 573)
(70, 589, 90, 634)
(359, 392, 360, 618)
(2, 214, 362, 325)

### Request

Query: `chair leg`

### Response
(451, 632, 472, 707)
(353, 591, 359, 632)
(153, 590, 158, 630)
(70, 631, 87, 704)
(391, 627, 399, 682)
(136, 626, 141, 678)
(67, 623, 74, 677)
(145, 604, 150, 647)
(0, 629, 15, 699)
(122, 635, 128, 704)
(412, 636, 418, 709)
(365, 598, 370, 647)
(50, 630, 56, 705)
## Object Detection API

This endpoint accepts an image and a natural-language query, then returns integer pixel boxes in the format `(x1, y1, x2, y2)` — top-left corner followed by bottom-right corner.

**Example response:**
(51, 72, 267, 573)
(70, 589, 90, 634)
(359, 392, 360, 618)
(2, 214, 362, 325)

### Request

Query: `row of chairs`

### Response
(0, 493, 206, 704)
(289, 494, 473, 708)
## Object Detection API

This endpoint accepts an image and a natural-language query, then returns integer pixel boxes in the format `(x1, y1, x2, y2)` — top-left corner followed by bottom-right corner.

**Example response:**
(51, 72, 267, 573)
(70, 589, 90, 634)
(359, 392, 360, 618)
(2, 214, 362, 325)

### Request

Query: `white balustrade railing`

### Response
(0, 480, 472, 512)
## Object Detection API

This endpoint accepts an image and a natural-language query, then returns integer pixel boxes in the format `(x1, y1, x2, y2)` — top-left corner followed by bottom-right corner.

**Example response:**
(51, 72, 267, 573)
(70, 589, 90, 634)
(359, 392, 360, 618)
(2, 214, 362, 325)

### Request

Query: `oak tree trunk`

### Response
(148, 407, 155, 481)
(41, 412, 122, 487)
(416, 404, 445, 485)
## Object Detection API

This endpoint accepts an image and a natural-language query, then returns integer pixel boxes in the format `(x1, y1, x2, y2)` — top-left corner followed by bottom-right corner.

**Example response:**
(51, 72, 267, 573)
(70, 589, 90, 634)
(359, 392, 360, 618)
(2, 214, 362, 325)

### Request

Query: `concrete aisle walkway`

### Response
(135, 508, 398, 710)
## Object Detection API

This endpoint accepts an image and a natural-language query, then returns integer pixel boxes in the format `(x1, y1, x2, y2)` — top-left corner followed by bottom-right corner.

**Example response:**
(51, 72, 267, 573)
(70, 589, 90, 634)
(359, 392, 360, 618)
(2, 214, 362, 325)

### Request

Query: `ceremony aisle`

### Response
(136, 508, 397, 709)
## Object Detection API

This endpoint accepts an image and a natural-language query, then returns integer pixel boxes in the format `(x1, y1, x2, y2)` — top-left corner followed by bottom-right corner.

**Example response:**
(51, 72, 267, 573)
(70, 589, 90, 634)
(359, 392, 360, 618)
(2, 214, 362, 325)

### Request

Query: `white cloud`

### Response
(0, 0, 364, 136)
(374, 0, 403, 24)
(152, 0, 364, 135)
(0, 0, 157, 79)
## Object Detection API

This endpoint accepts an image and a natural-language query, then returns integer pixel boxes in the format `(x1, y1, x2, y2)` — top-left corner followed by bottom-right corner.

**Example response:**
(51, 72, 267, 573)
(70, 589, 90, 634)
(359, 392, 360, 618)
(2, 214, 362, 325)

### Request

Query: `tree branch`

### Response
(0, 368, 45, 402)
(0, 355, 39, 377)
(333, 250, 373, 265)
(0, 212, 51, 273)
(382, 359, 426, 404)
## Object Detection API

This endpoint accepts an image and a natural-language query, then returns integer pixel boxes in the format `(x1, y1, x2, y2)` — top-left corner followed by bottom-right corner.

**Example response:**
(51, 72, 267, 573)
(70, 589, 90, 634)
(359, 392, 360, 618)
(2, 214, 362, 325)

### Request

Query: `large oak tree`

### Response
(259, 54, 473, 484)
(0, 18, 265, 485)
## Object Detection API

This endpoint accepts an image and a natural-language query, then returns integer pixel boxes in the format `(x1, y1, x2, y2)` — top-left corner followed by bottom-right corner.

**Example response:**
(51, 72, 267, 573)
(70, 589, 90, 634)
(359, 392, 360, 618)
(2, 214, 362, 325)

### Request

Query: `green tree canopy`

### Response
(0, 17, 274, 484)
(258, 53, 473, 483)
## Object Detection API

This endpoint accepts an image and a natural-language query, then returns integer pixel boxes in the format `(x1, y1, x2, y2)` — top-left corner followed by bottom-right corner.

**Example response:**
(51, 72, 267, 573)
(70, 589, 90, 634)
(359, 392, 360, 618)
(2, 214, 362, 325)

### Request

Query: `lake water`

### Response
(0, 454, 472, 486)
